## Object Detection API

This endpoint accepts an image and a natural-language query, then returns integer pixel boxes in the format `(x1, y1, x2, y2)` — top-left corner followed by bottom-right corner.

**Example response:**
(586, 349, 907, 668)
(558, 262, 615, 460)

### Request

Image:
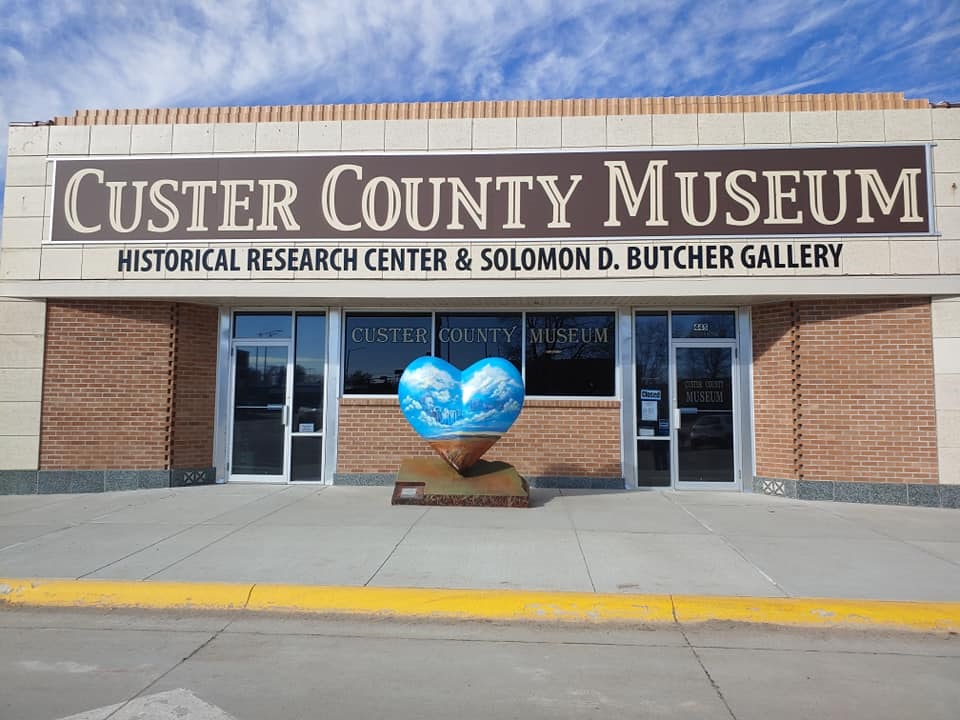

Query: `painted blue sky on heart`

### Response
(399, 357, 524, 439)
(1, 0, 958, 214)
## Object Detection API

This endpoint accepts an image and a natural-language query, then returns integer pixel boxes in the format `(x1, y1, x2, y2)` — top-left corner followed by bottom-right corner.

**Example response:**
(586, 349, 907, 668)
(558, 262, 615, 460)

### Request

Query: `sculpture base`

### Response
(392, 457, 529, 508)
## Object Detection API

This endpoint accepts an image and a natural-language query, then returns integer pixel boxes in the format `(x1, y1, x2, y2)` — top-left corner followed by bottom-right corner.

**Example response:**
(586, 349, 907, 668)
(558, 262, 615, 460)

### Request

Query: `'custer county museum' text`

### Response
(53, 145, 931, 243)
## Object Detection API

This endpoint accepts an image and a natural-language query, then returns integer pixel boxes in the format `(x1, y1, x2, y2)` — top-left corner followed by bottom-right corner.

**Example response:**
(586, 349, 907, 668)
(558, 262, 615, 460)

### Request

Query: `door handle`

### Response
(674, 408, 681, 428)
(282, 405, 290, 426)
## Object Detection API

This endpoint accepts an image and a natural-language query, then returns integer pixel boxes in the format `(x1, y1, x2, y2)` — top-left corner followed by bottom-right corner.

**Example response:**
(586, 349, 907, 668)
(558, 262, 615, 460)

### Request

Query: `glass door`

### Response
(673, 345, 738, 488)
(226, 311, 328, 484)
(230, 342, 291, 482)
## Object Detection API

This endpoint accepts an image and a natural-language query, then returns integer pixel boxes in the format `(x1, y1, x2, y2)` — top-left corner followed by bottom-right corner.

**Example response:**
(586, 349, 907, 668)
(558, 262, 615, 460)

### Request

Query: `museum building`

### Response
(1, 92, 959, 505)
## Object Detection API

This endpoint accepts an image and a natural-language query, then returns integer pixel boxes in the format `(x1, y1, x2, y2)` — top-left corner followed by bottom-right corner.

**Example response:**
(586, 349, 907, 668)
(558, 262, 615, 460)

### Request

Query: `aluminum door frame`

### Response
(670, 338, 742, 491)
(226, 337, 294, 483)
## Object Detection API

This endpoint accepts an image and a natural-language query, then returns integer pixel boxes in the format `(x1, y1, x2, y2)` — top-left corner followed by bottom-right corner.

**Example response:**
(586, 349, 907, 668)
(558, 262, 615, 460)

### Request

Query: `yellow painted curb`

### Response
(673, 595, 960, 632)
(245, 584, 676, 623)
(2, 578, 959, 631)
(0, 578, 251, 611)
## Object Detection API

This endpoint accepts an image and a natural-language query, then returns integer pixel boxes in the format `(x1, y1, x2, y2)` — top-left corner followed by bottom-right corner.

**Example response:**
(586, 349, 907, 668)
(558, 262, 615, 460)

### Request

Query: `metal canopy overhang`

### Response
(1, 275, 957, 306)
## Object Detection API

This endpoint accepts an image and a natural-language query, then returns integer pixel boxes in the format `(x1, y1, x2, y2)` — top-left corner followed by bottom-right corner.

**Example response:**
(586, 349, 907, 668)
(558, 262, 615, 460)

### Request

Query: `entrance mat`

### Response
(392, 457, 529, 507)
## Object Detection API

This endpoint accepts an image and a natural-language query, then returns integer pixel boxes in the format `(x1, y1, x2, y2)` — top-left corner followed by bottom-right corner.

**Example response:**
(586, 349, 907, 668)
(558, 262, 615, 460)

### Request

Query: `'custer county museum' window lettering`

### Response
(435, 313, 522, 371)
(525, 313, 616, 396)
(344, 313, 431, 394)
(343, 311, 617, 397)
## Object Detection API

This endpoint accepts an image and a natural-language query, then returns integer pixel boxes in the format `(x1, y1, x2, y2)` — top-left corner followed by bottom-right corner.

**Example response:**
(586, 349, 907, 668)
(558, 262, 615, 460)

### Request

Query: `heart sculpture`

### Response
(398, 356, 525, 473)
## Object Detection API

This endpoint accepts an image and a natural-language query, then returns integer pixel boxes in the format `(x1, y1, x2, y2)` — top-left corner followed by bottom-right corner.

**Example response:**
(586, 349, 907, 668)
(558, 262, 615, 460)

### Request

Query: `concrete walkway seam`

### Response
(1, 578, 958, 632)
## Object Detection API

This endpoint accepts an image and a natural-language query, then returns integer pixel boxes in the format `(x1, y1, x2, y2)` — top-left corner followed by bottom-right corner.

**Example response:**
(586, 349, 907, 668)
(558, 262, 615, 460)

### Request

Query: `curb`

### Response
(2, 578, 959, 632)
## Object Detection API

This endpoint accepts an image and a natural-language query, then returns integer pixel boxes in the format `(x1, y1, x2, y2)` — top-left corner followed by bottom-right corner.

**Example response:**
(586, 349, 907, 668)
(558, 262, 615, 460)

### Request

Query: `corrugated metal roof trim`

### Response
(53, 92, 928, 125)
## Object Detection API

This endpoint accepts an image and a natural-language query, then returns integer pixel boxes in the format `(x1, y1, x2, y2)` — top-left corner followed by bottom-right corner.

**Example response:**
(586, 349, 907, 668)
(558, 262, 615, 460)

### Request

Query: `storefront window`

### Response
(233, 312, 292, 339)
(293, 313, 326, 430)
(635, 312, 669, 437)
(525, 312, 616, 396)
(435, 313, 522, 371)
(343, 313, 431, 394)
(671, 311, 736, 339)
(291, 436, 323, 482)
(636, 440, 671, 486)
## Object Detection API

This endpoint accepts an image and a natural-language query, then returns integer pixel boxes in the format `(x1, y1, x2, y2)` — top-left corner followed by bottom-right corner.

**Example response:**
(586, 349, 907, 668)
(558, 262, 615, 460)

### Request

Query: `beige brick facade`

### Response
(933, 296, 960, 484)
(0, 299, 45, 470)
(1, 92, 957, 498)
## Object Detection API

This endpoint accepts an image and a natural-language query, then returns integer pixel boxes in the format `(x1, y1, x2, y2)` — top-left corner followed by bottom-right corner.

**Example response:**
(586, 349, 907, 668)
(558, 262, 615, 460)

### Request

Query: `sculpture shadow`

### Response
(521, 461, 634, 508)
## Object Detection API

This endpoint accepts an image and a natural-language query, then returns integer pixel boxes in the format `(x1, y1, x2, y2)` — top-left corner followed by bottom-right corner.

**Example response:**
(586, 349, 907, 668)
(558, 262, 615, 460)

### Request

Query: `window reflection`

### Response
(291, 436, 323, 482)
(636, 440, 671, 486)
(344, 313, 431, 394)
(233, 312, 292, 339)
(676, 347, 735, 483)
(671, 311, 736, 339)
(293, 314, 325, 430)
(234, 346, 287, 406)
(635, 313, 669, 436)
(526, 312, 616, 396)
(232, 345, 287, 475)
(435, 313, 522, 371)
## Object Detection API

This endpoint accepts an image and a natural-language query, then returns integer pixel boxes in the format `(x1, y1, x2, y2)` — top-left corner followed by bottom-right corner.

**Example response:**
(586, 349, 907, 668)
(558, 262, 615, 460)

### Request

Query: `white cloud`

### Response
(462, 363, 522, 404)
(400, 361, 456, 393)
(414, 409, 443, 428)
(501, 399, 521, 414)
(464, 407, 502, 425)
(0, 0, 958, 214)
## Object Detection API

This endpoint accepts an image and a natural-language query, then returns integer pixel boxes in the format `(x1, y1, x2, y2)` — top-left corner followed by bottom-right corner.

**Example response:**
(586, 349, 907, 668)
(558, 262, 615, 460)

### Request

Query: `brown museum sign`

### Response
(50, 145, 932, 242)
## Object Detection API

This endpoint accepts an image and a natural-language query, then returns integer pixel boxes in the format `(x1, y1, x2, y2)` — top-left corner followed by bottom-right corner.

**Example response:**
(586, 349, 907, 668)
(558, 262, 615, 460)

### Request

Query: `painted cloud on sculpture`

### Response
(399, 356, 524, 440)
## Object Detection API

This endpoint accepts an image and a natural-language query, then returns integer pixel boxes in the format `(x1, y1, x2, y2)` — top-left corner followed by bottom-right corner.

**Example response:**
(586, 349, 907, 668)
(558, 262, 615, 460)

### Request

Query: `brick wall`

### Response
(170, 304, 219, 468)
(752, 297, 939, 484)
(39, 298, 938, 483)
(798, 298, 938, 484)
(337, 398, 621, 478)
(41, 301, 175, 470)
(752, 302, 799, 479)
(40, 300, 218, 471)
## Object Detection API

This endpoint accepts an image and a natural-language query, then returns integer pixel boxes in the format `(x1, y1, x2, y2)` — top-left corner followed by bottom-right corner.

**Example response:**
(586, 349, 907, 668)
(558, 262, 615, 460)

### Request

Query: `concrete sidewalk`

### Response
(1, 484, 959, 626)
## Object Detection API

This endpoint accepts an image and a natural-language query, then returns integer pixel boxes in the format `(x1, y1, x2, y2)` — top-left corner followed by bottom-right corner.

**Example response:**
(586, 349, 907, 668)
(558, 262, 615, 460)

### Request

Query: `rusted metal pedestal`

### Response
(392, 457, 529, 508)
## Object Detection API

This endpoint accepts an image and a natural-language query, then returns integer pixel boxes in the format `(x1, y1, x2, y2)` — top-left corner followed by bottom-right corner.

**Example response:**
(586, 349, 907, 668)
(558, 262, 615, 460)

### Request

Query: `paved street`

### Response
(2, 484, 960, 600)
(2, 485, 960, 718)
(1, 607, 958, 720)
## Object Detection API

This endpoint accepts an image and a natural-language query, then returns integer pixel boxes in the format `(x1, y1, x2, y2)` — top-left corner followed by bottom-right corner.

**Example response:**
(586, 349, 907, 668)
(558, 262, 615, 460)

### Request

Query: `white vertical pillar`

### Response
(213, 307, 232, 482)
(738, 306, 756, 492)
(933, 296, 960, 484)
(0, 298, 45, 471)
(323, 307, 343, 484)
(618, 307, 637, 489)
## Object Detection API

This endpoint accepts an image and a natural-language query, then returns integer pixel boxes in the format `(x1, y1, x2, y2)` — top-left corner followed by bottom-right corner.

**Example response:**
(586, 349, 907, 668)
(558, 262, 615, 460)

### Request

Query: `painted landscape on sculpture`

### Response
(398, 356, 525, 472)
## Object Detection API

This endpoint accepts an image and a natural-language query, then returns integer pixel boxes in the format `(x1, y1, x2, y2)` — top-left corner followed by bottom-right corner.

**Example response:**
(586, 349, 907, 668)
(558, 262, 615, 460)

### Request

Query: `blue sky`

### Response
(1, 0, 959, 207)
